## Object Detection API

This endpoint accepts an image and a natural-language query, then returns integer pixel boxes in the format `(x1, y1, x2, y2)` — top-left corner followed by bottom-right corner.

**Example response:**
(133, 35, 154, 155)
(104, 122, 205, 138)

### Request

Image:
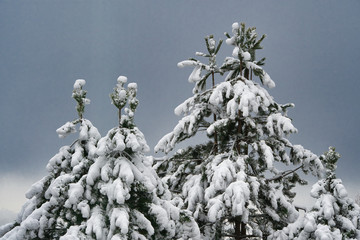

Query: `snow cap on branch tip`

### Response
(232, 22, 240, 31)
(73, 79, 86, 90)
(117, 76, 128, 84)
(188, 65, 202, 83)
(119, 90, 127, 99)
(242, 52, 251, 61)
(128, 82, 137, 90)
(232, 47, 239, 57)
(56, 121, 76, 138)
(177, 60, 197, 68)
(208, 38, 216, 50)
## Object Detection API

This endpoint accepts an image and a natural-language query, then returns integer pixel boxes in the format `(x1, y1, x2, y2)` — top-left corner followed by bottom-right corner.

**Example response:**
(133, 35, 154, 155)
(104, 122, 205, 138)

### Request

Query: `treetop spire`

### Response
(56, 79, 93, 139)
(110, 75, 139, 128)
(222, 22, 275, 88)
(72, 79, 90, 119)
(177, 34, 223, 94)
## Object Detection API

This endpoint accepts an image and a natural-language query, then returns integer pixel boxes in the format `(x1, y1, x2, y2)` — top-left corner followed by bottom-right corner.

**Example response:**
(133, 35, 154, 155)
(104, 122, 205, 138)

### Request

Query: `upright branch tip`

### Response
(72, 79, 90, 119)
(110, 76, 139, 128)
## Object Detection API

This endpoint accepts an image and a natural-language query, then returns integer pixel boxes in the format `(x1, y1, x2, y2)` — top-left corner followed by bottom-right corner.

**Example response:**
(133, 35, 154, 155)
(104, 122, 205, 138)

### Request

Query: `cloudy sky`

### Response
(1, 1, 359, 224)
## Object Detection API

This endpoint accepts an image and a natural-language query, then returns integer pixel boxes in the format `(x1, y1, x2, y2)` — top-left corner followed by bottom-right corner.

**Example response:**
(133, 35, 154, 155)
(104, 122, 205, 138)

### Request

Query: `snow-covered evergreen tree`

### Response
(77, 76, 200, 240)
(155, 22, 325, 239)
(270, 147, 360, 240)
(0, 79, 101, 239)
(1, 77, 201, 240)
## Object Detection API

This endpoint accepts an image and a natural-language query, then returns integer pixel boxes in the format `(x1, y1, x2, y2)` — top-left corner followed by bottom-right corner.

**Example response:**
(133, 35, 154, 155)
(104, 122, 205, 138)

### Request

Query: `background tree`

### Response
(270, 147, 360, 239)
(155, 22, 325, 239)
(61, 76, 200, 239)
(0, 79, 101, 239)
(0, 77, 201, 240)
(356, 195, 360, 206)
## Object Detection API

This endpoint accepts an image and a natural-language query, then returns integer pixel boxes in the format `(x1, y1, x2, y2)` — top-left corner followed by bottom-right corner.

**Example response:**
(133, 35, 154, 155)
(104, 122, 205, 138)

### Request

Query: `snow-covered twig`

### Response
(222, 233, 257, 238)
(70, 139, 79, 148)
(266, 165, 303, 182)
(154, 158, 203, 162)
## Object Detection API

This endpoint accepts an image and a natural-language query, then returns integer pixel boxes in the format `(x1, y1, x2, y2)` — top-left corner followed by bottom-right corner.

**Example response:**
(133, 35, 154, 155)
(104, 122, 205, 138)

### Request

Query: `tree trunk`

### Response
(241, 222, 247, 238)
(235, 220, 241, 240)
(118, 108, 121, 127)
(234, 60, 249, 240)
(244, 69, 249, 80)
(212, 72, 218, 154)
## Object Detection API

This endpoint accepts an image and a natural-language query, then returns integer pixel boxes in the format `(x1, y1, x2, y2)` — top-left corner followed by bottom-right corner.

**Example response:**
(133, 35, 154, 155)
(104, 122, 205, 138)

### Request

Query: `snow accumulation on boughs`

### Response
(1, 22, 359, 240)
(0, 78, 200, 240)
(154, 22, 360, 239)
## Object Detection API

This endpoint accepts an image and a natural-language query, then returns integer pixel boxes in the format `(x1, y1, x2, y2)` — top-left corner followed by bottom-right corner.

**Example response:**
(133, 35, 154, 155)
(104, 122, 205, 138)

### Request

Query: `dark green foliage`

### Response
(128, 182, 153, 214)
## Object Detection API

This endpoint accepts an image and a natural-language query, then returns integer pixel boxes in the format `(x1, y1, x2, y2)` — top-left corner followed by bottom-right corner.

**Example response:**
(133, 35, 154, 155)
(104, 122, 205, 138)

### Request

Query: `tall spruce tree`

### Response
(155, 22, 325, 239)
(0, 79, 101, 239)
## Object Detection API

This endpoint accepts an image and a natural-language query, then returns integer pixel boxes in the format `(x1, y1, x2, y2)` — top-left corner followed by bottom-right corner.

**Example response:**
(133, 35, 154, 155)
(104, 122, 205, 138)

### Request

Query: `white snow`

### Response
(77, 201, 90, 218)
(232, 46, 240, 57)
(56, 122, 76, 138)
(133, 210, 154, 236)
(66, 181, 84, 206)
(127, 82, 137, 90)
(117, 75, 127, 84)
(207, 198, 224, 222)
(242, 51, 251, 61)
(259, 140, 274, 169)
(232, 22, 240, 32)
(86, 207, 104, 239)
(262, 72, 276, 88)
(208, 38, 216, 50)
(110, 208, 129, 234)
(188, 65, 202, 83)
(73, 79, 86, 90)
(177, 60, 197, 68)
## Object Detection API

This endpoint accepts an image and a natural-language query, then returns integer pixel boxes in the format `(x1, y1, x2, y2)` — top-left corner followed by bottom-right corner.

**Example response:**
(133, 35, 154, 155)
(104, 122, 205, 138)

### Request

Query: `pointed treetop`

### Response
(117, 75, 128, 84)
(110, 75, 139, 127)
(203, 35, 223, 56)
(177, 35, 223, 93)
(321, 146, 340, 178)
(225, 22, 266, 58)
(72, 79, 90, 119)
(56, 79, 92, 139)
(222, 22, 275, 88)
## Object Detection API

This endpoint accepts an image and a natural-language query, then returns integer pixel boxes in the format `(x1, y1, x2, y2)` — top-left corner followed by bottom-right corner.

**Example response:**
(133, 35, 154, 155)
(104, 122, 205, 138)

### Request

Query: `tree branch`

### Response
(266, 165, 303, 182)
(70, 139, 79, 148)
(222, 233, 258, 239)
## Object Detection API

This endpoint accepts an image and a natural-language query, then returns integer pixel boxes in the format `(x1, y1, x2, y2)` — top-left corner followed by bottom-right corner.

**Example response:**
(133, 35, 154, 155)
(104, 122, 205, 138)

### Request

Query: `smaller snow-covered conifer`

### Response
(270, 147, 360, 240)
(0, 79, 101, 240)
(79, 77, 200, 239)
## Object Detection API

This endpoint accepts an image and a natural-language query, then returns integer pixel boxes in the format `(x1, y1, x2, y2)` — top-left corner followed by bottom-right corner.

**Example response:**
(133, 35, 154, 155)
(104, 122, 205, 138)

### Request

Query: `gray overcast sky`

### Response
(0, 0, 360, 222)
